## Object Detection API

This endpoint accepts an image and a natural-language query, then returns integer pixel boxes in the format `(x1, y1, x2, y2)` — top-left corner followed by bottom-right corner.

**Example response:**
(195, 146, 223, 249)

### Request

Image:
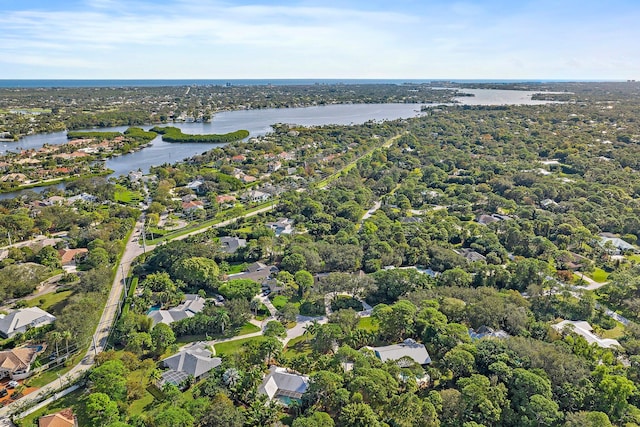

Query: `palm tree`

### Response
(61, 330, 72, 356)
(214, 310, 231, 334)
(49, 331, 62, 358)
(250, 298, 261, 317)
(303, 320, 320, 340)
(223, 368, 241, 389)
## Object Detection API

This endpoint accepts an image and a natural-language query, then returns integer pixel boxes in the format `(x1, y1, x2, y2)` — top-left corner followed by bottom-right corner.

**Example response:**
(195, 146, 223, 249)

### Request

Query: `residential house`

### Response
(242, 190, 270, 203)
(231, 154, 246, 162)
(0, 307, 56, 339)
(219, 236, 247, 254)
(258, 366, 309, 405)
(368, 339, 431, 366)
(0, 345, 43, 380)
(128, 170, 143, 183)
(598, 233, 639, 255)
(266, 218, 294, 237)
(1, 173, 27, 183)
(456, 248, 486, 263)
(58, 248, 88, 267)
(148, 294, 205, 326)
(159, 342, 222, 388)
(38, 408, 78, 427)
(66, 193, 97, 204)
(182, 200, 204, 213)
(186, 179, 204, 193)
(226, 262, 279, 284)
(540, 198, 559, 209)
(469, 326, 509, 340)
(552, 320, 621, 349)
(216, 195, 236, 205)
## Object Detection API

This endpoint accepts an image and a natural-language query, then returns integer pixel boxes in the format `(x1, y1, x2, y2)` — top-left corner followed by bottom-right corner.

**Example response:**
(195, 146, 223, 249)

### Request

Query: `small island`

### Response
(151, 126, 249, 143)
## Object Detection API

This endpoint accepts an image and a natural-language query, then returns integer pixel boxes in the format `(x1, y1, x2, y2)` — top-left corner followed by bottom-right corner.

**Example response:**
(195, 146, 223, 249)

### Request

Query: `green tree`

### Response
(281, 253, 306, 273)
(264, 320, 287, 338)
(292, 411, 335, 427)
(151, 322, 176, 354)
(200, 394, 246, 427)
(35, 245, 61, 269)
(218, 279, 260, 300)
(564, 411, 613, 427)
(295, 269, 314, 298)
(89, 359, 128, 401)
(153, 407, 195, 427)
(172, 256, 219, 290)
(85, 392, 119, 427)
(339, 402, 381, 427)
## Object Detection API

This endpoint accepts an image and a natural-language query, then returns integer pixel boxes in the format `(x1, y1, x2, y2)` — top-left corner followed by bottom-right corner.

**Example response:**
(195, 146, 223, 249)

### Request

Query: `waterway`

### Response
(0, 89, 559, 200)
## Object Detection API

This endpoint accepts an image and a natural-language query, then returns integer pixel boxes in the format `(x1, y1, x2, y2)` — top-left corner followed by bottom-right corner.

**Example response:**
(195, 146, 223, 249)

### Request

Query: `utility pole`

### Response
(121, 263, 128, 298)
(7, 231, 11, 246)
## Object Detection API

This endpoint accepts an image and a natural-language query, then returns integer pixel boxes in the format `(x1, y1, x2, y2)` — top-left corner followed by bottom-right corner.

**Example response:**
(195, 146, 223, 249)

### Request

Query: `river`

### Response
(0, 88, 559, 200)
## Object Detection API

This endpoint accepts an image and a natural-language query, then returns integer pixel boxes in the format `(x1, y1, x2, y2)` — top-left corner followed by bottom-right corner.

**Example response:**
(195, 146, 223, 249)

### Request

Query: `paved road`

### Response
(574, 272, 609, 291)
(0, 216, 146, 424)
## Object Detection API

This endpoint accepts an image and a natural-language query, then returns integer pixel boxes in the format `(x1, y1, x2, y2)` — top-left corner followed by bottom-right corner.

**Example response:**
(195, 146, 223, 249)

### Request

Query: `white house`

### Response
(0, 307, 56, 339)
(368, 339, 432, 366)
(148, 294, 205, 326)
(552, 320, 621, 349)
(266, 218, 294, 237)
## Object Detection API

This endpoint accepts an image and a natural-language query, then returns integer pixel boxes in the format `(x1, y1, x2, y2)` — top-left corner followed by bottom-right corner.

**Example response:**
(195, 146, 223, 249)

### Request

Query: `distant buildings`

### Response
(226, 262, 279, 284)
(598, 233, 639, 255)
(0, 307, 56, 339)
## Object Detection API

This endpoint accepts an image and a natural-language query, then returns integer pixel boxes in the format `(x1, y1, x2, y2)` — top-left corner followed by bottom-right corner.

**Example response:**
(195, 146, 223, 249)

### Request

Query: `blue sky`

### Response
(1, 0, 638, 79)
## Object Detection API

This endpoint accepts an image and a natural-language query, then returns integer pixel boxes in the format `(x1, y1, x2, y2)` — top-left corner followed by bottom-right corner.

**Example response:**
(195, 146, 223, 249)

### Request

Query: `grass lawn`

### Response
(284, 335, 312, 358)
(601, 324, 625, 339)
(25, 290, 73, 315)
(237, 322, 261, 335)
(227, 262, 247, 274)
(128, 391, 156, 417)
(114, 185, 143, 205)
(214, 336, 266, 356)
(357, 316, 378, 332)
(589, 268, 610, 283)
(271, 295, 289, 310)
(26, 353, 84, 388)
(627, 254, 640, 263)
(15, 389, 89, 427)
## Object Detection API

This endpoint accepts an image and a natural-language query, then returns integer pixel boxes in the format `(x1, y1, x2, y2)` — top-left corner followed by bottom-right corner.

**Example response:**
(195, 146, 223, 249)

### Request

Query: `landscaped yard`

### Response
(214, 336, 266, 356)
(284, 334, 312, 358)
(357, 316, 378, 332)
(600, 324, 625, 339)
(114, 185, 143, 205)
(14, 388, 89, 427)
(237, 322, 261, 335)
(589, 267, 610, 283)
(25, 290, 73, 314)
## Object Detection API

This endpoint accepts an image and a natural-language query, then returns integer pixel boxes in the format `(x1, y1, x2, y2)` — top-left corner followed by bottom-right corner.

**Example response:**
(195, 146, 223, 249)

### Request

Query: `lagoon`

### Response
(0, 88, 560, 199)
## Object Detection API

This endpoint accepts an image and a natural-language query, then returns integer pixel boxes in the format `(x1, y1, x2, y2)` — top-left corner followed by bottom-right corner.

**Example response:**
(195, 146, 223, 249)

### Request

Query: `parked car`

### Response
(7, 381, 19, 389)
(0, 388, 7, 397)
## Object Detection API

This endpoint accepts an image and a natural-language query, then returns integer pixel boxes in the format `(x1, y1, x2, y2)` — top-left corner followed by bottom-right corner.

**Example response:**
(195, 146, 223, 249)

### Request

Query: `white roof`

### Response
(0, 307, 56, 338)
(370, 339, 431, 365)
(552, 320, 621, 349)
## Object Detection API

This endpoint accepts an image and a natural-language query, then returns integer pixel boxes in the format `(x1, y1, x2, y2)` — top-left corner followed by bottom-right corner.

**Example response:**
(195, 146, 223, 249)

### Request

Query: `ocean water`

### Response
(0, 79, 579, 88)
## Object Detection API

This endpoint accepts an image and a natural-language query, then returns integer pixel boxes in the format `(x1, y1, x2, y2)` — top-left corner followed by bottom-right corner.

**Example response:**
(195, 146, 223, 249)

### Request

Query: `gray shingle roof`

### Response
(370, 339, 431, 365)
(161, 342, 221, 379)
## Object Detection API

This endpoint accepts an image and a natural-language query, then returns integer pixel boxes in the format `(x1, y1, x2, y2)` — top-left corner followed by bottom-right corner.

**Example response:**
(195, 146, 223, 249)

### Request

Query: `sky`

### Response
(1, 0, 639, 80)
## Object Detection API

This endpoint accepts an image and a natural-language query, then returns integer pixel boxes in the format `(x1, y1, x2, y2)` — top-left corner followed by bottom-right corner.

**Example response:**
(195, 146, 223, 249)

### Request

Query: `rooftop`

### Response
(552, 320, 621, 349)
(369, 339, 431, 365)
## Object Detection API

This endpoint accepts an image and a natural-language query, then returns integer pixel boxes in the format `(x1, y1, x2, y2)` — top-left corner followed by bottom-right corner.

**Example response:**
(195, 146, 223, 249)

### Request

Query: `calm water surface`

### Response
(0, 89, 558, 199)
